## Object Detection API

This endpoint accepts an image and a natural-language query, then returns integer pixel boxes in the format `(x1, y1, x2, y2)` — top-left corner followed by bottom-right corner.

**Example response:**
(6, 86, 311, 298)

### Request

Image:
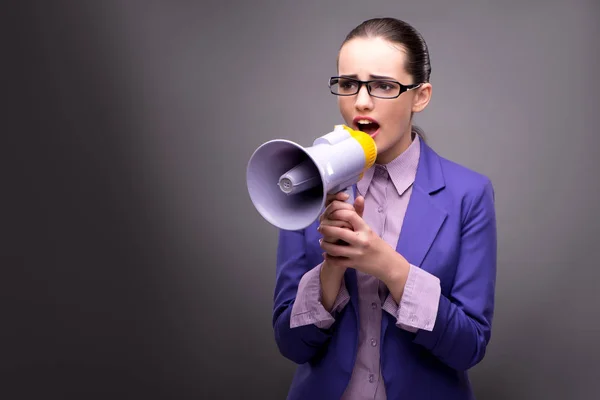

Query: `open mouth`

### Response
(355, 118, 380, 137)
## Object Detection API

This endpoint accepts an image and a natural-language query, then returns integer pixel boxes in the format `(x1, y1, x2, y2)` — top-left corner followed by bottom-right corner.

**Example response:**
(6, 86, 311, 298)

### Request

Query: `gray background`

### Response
(4, 1, 599, 399)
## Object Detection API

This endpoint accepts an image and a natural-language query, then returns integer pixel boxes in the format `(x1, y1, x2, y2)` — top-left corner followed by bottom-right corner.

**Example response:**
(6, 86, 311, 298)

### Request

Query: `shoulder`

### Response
(422, 144, 495, 216)
(439, 155, 493, 195)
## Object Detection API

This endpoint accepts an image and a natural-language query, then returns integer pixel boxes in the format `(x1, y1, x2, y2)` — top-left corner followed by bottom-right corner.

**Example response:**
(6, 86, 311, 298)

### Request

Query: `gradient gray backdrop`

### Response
(5, 1, 599, 399)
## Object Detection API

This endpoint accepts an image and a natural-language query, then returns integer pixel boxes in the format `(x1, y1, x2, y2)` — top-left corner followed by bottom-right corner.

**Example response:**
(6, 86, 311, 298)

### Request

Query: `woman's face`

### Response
(337, 36, 431, 164)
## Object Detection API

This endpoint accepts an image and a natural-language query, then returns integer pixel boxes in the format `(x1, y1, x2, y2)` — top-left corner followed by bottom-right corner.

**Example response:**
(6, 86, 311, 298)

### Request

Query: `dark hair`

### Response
(340, 17, 431, 141)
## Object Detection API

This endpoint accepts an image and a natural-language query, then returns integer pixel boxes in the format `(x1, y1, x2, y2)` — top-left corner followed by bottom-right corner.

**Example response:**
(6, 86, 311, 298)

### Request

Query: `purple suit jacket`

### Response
(272, 138, 497, 400)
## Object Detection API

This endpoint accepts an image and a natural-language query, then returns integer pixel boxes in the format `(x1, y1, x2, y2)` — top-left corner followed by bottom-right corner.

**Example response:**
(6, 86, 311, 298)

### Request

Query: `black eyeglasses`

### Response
(328, 76, 422, 99)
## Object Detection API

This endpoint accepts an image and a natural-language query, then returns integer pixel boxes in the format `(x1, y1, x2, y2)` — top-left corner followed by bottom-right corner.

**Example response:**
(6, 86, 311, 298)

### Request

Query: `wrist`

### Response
(381, 250, 409, 291)
(321, 259, 347, 281)
(320, 260, 346, 312)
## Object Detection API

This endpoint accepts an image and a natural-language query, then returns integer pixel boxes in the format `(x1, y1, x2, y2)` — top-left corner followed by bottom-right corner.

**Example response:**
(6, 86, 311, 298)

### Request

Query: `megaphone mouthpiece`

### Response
(277, 159, 321, 195)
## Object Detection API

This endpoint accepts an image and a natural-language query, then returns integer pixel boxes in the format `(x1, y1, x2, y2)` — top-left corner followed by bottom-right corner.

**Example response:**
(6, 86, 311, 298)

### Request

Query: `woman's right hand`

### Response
(318, 192, 354, 244)
(318, 190, 366, 267)
(317, 191, 357, 311)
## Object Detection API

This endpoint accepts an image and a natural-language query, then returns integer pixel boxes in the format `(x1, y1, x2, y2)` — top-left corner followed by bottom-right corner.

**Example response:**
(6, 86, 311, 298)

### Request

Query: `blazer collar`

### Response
(415, 137, 446, 195)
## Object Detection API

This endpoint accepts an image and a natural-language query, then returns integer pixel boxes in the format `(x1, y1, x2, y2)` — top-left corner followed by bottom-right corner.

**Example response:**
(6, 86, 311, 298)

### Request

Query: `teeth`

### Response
(357, 119, 373, 125)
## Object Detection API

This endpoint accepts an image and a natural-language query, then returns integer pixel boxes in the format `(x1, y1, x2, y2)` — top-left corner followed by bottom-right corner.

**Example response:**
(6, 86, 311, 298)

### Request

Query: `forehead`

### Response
(338, 36, 409, 81)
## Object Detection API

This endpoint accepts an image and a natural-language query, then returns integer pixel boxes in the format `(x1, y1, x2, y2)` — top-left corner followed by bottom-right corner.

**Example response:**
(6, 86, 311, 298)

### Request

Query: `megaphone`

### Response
(246, 125, 377, 231)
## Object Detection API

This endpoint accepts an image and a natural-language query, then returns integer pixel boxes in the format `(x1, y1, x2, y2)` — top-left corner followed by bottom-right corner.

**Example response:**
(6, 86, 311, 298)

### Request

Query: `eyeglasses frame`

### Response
(328, 76, 423, 99)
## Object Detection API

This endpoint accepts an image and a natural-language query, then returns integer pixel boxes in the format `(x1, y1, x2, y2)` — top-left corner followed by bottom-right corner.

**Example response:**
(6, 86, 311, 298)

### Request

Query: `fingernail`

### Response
(317, 225, 321, 231)
(342, 193, 349, 199)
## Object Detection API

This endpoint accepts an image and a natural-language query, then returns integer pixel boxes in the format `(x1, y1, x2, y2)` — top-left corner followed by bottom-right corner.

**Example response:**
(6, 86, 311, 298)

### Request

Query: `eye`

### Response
(339, 79, 357, 90)
(373, 81, 395, 91)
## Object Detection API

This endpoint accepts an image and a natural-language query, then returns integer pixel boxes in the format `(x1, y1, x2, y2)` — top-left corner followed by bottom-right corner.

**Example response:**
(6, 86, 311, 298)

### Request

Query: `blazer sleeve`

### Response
(412, 179, 497, 371)
(272, 227, 335, 365)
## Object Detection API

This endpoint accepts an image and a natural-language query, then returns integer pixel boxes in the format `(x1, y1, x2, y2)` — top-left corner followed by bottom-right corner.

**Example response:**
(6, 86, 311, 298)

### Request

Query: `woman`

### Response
(273, 17, 497, 400)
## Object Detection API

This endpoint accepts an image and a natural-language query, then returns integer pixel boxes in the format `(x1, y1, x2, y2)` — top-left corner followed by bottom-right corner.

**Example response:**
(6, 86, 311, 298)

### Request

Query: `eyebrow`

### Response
(340, 74, 397, 81)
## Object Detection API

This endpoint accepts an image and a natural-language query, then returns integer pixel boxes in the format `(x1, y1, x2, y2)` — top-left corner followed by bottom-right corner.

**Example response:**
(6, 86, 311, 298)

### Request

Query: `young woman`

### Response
(272, 17, 497, 400)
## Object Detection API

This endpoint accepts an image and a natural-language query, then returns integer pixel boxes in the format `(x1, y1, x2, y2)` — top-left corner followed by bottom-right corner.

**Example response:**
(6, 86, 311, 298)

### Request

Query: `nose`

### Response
(354, 84, 373, 111)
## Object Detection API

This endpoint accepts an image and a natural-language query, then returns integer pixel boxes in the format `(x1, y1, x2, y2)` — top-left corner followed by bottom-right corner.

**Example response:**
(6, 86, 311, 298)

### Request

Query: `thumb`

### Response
(354, 195, 365, 218)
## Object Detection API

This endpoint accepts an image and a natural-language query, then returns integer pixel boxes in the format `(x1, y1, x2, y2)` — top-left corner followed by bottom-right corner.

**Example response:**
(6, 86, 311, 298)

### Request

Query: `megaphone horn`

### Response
(246, 125, 377, 231)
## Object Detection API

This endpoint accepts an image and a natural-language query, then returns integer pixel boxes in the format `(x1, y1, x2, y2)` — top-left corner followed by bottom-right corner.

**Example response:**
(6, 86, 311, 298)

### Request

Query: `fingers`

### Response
(354, 196, 365, 218)
(320, 236, 356, 258)
(325, 208, 366, 231)
(321, 235, 347, 245)
(319, 199, 354, 223)
(319, 220, 349, 244)
(325, 191, 350, 207)
(319, 225, 360, 247)
(320, 218, 352, 230)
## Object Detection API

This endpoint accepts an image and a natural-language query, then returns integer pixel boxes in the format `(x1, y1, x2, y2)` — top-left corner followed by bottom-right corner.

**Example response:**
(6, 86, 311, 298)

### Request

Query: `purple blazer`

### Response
(272, 138, 497, 400)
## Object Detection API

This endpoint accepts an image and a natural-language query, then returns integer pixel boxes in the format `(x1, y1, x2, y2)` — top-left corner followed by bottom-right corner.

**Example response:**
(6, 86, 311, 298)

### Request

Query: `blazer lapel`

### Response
(395, 185, 447, 267)
(396, 139, 448, 266)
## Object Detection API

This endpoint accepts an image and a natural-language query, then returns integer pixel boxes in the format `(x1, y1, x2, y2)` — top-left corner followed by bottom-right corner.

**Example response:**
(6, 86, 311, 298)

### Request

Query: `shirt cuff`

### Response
(382, 263, 441, 332)
(290, 263, 350, 329)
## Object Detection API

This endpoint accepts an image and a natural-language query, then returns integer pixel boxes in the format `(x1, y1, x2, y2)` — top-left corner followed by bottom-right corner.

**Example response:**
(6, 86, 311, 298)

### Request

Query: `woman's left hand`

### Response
(318, 196, 407, 284)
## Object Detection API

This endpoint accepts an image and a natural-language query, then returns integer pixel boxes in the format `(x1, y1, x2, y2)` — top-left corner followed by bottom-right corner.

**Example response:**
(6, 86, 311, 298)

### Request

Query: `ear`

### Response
(411, 83, 432, 113)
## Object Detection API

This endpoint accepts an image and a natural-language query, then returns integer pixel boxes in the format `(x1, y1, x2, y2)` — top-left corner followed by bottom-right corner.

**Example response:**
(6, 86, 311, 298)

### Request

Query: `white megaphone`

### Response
(246, 124, 377, 231)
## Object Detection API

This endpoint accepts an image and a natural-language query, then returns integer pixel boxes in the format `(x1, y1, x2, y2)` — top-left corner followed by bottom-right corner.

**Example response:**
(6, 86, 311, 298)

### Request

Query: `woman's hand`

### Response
(318, 196, 409, 286)
(317, 191, 355, 311)
(319, 192, 355, 245)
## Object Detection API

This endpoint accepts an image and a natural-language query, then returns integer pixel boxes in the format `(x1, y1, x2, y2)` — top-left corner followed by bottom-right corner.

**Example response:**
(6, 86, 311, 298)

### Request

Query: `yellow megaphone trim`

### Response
(342, 125, 377, 171)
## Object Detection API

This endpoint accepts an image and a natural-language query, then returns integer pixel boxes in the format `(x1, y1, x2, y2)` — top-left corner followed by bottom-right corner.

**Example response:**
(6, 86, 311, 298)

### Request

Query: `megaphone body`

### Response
(247, 125, 377, 231)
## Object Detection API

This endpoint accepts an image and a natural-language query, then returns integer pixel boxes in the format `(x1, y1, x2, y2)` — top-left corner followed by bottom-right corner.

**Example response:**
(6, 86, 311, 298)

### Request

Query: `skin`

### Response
(318, 36, 432, 311)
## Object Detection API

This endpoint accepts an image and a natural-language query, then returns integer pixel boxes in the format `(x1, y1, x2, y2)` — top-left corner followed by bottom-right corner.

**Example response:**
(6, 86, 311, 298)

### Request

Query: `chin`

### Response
(372, 132, 387, 148)
(373, 140, 389, 158)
